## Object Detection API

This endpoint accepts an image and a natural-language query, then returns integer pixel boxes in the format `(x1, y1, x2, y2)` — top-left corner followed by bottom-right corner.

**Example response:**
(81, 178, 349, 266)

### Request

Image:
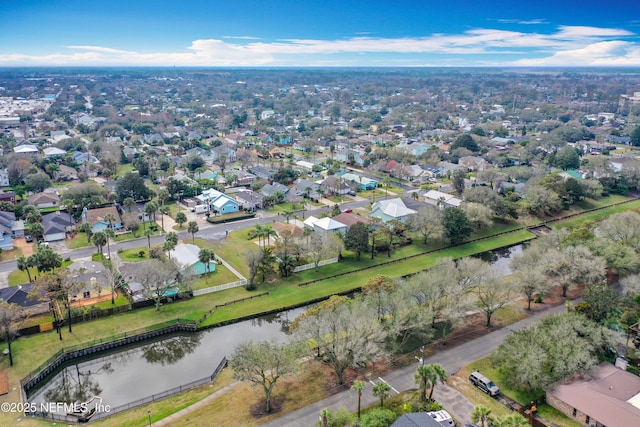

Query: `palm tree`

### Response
(248, 224, 266, 247)
(144, 228, 153, 249)
(471, 405, 493, 427)
(263, 225, 278, 246)
(493, 413, 529, 427)
(187, 221, 199, 243)
(351, 380, 366, 420)
(145, 201, 159, 223)
(17, 255, 32, 283)
(372, 381, 391, 409)
(103, 229, 115, 260)
(123, 197, 136, 212)
(415, 365, 431, 402)
(425, 363, 448, 401)
(175, 211, 187, 228)
(279, 209, 294, 224)
(92, 231, 107, 258)
(198, 248, 214, 283)
(164, 232, 178, 258)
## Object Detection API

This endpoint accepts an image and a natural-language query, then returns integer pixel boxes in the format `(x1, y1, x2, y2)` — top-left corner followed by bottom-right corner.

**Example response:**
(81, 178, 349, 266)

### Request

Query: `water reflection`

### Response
(28, 307, 306, 412)
(473, 243, 526, 275)
(141, 333, 202, 366)
(43, 361, 113, 405)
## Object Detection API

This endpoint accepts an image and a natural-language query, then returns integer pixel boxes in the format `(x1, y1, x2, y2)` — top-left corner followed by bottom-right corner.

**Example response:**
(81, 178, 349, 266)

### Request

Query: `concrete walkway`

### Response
(148, 301, 571, 426)
(151, 382, 242, 427)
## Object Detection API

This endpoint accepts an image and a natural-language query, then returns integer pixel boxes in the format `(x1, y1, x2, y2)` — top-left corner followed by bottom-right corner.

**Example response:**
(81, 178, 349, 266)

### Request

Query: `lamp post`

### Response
(147, 410, 151, 426)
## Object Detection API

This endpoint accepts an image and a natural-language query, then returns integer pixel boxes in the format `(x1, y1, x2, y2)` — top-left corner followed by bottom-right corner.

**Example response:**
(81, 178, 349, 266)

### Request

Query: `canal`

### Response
(26, 243, 526, 414)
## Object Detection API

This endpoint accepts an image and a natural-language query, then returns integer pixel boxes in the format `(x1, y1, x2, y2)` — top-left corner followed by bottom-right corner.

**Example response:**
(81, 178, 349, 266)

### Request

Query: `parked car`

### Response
(342, 208, 352, 213)
(25, 235, 33, 242)
(469, 371, 500, 397)
(427, 410, 456, 426)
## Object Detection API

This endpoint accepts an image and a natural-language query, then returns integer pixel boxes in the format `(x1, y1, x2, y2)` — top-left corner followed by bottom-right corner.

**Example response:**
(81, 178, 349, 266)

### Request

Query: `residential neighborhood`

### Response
(1, 66, 640, 427)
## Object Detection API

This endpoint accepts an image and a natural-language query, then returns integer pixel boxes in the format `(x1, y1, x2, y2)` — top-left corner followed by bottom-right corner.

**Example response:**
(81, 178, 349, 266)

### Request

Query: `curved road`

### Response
(259, 301, 572, 427)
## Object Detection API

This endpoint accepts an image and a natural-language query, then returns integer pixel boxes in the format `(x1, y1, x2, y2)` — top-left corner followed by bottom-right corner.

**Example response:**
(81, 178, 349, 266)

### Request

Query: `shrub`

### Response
(534, 295, 543, 303)
(360, 408, 397, 427)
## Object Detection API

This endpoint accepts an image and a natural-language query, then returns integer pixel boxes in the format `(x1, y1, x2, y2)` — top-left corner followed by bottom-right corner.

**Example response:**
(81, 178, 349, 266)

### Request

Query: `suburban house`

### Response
(0, 284, 49, 315)
(13, 143, 39, 155)
(331, 212, 370, 228)
(459, 156, 487, 171)
(293, 178, 322, 200)
(43, 147, 67, 158)
(169, 243, 216, 275)
(196, 188, 239, 215)
(55, 165, 79, 181)
(42, 211, 76, 242)
(340, 172, 377, 190)
(423, 190, 462, 209)
(250, 165, 275, 181)
(546, 362, 640, 427)
(261, 183, 290, 198)
(82, 206, 124, 233)
(369, 198, 417, 223)
(234, 189, 264, 211)
(303, 216, 348, 234)
(28, 192, 61, 209)
(390, 413, 442, 427)
(68, 260, 113, 303)
(0, 211, 17, 249)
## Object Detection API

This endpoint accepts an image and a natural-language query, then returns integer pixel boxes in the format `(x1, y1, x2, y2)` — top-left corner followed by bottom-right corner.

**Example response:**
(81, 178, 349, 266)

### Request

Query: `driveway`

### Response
(12, 236, 34, 257)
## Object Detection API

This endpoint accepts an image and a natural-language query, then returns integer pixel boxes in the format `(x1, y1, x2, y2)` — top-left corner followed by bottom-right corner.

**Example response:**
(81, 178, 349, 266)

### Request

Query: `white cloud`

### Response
(513, 41, 640, 66)
(0, 25, 637, 66)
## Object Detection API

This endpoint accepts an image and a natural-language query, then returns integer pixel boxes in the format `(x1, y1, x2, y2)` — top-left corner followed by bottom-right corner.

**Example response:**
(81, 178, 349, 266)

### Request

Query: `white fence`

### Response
(192, 254, 248, 296)
(293, 257, 339, 272)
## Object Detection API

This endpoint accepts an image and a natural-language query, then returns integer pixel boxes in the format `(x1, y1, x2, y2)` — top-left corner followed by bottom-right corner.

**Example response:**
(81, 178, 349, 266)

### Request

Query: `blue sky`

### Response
(1, 0, 640, 67)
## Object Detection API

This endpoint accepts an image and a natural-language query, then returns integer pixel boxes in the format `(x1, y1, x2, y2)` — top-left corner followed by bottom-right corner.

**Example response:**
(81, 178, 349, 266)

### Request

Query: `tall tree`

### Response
(0, 301, 24, 366)
(292, 296, 386, 385)
(175, 211, 187, 228)
(407, 206, 444, 245)
(372, 381, 391, 408)
(187, 221, 199, 243)
(136, 258, 179, 311)
(17, 255, 33, 283)
(351, 380, 366, 420)
(344, 222, 370, 260)
(198, 248, 214, 284)
(163, 232, 179, 257)
(230, 340, 300, 414)
(442, 207, 473, 244)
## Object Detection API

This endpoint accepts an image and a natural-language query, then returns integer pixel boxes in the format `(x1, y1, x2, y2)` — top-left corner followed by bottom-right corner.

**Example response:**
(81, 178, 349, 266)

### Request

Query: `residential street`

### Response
(259, 301, 572, 427)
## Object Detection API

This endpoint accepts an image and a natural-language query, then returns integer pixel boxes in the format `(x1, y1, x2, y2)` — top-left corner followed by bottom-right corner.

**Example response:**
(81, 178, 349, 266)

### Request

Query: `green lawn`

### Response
(191, 263, 240, 290)
(119, 246, 150, 262)
(67, 232, 94, 249)
(8, 260, 73, 286)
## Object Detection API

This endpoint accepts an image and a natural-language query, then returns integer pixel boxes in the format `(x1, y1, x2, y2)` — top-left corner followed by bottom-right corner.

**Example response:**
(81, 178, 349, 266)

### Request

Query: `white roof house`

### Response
(369, 198, 417, 223)
(423, 190, 462, 209)
(313, 217, 348, 234)
(43, 147, 67, 157)
(13, 144, 38, 154)
(169, 243, 216, 275)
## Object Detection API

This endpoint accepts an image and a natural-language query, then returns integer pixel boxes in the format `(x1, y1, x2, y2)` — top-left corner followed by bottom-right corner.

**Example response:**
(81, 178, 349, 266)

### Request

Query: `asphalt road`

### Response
(259, 301, 572, 427)
(0, 200, 373, 278)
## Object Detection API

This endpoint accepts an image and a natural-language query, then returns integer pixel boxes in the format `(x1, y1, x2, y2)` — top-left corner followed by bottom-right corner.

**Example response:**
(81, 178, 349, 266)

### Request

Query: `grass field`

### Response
(1, 193, 637, 426)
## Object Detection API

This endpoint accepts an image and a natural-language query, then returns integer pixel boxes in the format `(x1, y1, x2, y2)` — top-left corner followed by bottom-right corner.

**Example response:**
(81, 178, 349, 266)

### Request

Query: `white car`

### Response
(427, 410, 456, 427)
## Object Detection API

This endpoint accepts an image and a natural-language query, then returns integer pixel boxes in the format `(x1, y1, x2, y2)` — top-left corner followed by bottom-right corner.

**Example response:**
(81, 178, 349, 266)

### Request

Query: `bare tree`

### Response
(292, 295, 387, 385)
(0, 302, 25, 366)
(136, 259, 180, 311)
(407, 206, 444, 245)
(230, 340, 300, 414)
(306, 232, 343, 272)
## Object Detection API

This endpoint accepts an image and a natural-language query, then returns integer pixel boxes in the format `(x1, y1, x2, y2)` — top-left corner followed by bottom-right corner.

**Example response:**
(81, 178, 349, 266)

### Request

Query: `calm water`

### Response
(27, 244, 526, 413)
(473, 243, 525, 275)
(27, 308, 304, 412)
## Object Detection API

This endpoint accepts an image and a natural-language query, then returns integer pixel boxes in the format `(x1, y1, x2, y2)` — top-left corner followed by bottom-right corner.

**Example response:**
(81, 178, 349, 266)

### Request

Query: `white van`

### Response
(427, 410, 456, 426)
